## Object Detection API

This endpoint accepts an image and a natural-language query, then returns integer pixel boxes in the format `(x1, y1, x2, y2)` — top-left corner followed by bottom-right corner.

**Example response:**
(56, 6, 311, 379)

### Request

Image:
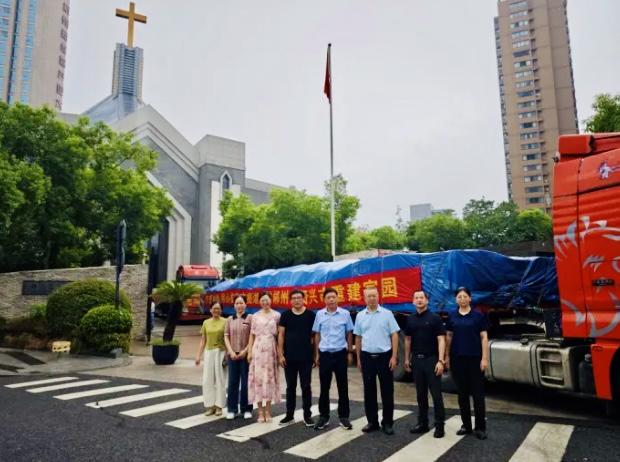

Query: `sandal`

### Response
(257, 409, 266, 423)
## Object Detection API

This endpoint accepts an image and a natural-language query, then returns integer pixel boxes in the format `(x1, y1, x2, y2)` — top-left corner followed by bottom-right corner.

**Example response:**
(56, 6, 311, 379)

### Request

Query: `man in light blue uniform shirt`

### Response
(354, 285, 400, 435)
(312, 287, 354, 431)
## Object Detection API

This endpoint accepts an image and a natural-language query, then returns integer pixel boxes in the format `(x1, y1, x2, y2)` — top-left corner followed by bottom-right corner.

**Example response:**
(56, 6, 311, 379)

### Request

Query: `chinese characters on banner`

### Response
(204, 267, 422, 309)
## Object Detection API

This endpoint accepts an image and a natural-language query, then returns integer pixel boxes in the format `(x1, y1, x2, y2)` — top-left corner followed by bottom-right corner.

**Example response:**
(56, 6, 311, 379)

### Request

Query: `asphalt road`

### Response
(1, 374, 619, 462)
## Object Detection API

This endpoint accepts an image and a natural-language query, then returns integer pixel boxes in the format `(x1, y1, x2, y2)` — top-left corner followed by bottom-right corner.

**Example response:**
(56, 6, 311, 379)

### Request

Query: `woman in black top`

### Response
(445, 287, 490, 440)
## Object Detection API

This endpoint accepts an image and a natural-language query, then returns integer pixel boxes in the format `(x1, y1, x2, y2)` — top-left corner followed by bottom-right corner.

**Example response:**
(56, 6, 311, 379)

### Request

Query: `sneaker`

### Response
(214, 407, 223, 416)
(226, 412, 235, 420)
(303, 416, 315, 427)
(279, 415, 295, 426)
(339, 417, 352, 430)
(204, 407, 216, 416)
(243, 411, 253, 419)
(314, 416, 330, 430)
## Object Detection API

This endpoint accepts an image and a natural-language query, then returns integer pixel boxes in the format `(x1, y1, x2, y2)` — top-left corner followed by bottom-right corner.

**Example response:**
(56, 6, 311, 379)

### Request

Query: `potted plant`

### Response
(151, 281, 203, 365)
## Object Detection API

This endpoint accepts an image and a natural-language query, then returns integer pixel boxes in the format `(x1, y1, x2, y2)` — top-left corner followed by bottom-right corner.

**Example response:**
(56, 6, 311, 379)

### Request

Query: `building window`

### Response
(56, 83, 63, 96)
(515, 70, 533, 79)
(510, 20, 530, 29)
(510, 10, 529, 19)
(514, 60, 532, 68)
(509, 1, 528, 11)
(526, 186, 543, 193)
(521, 143, 540, 150)
(520, 121, 538, 129)
(522, 153, 540, 161)
(60, 28, 67, 40)
(513, 50, 531, 58)
(518, 111, 537, 118)
(527, 197, 543, 204)
(220, 172, 232, 194)
(517, 90, 535, 98)
(515, 80, 534, 88)
(524, 175, 543, 182)
(58, 55, 65, 67)
(523, 164, 541, 172)
(513, 40, 530, 48)
(512, 30, 529, 39)
(517, 100, 536, 109)
(520, 132, 538, 140)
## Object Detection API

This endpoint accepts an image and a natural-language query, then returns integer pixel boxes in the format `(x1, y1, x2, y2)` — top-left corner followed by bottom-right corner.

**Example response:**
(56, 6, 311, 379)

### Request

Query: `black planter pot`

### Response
(152, 344, 179, 365)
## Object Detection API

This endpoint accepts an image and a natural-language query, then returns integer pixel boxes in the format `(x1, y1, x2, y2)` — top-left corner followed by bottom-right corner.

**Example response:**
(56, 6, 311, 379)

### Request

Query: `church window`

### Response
(221, 172, 232, 193)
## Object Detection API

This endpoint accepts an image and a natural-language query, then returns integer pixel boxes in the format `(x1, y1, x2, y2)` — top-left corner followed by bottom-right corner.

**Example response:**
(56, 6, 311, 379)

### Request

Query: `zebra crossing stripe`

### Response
(54, 384, 149, 400)
(120, 395, 204, 417)
(27, 379, 109, 394)
(165, 412, 224, 429)
(217, 403, 338, 442)
(85, 388, 190, 409)
(5, 377, 79, 389)
(382, 416, 466, 462)
(284, 409, 411, 460)
(508, 422, 574, 462)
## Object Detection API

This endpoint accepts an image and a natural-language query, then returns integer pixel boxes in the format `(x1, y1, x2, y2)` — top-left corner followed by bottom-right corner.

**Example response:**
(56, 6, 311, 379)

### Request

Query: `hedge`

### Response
(78, 304, 133, 353)
(46, 279, 131, 338)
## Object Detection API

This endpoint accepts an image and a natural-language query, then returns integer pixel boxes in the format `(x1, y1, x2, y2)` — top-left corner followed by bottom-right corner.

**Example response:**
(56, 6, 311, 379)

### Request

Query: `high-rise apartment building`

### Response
(495, 0, 578, 213)
(0, 0, 69, 109)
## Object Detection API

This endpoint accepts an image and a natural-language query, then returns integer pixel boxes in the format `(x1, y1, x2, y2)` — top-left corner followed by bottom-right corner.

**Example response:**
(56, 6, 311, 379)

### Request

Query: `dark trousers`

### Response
(412, 354, 445, 426)
(450, 355, 486, 431)
(360, 350, 394, 426)
(284, 359, 313, 418)
(227, 358, 251, 413)
(318, 349, 349, 418)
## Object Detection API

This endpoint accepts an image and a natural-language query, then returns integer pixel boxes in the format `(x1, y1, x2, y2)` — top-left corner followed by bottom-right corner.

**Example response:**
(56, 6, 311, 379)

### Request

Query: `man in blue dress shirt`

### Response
(354, 285, 400, 435)
(312, 287, 354, 431)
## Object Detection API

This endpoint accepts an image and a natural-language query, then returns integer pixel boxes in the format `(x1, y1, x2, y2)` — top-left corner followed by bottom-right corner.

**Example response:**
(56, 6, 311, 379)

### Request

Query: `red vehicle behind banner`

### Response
(176, 264, 220, 321)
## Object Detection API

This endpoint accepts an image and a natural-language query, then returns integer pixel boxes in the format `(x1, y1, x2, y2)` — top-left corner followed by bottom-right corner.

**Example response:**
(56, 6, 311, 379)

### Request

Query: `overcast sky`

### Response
(63, 0, 620, 228)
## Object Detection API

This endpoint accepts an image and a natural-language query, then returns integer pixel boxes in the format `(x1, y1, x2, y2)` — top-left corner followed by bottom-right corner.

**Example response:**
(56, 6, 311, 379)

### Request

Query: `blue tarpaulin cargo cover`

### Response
(207, 250, 558, 314)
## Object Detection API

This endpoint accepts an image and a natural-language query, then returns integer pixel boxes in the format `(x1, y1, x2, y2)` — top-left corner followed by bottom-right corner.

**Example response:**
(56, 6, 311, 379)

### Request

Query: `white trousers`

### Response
(203, 349, 227, 408)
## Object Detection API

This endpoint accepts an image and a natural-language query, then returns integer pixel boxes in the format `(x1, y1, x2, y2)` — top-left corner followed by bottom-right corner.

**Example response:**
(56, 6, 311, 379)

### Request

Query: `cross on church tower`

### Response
(115, 2, 147, 48)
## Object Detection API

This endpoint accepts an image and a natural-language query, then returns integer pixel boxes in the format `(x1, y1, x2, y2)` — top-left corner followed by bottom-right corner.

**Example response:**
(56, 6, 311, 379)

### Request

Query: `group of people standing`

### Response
(195, 285, 490, 440)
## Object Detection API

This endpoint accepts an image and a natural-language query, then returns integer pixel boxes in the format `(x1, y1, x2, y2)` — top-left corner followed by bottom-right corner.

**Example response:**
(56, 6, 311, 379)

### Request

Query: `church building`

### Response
(62, 3, 280, 283)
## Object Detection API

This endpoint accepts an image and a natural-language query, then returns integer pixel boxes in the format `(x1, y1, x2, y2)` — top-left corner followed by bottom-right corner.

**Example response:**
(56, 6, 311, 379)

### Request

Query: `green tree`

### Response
(508, 208, 552, 242)
(0, 104, 172, 271)
(404, 221, 421, 251)
(412, 214, 469, 252)
(343, 228, 376, 253)
(214, 178, 360, 277)
(324, 174, 361, 254)
(369, 225, 404, 250)
(585, 94, 620, 133)
(463, 199, 519, 247)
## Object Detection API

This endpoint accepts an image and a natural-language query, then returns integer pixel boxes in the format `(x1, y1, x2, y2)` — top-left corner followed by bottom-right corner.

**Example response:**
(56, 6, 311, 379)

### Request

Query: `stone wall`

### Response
(0, 264, 148, 339)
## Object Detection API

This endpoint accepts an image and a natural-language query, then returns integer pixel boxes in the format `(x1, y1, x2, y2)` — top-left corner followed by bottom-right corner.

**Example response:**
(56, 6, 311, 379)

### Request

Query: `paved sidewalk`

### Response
(0, 347, 131, 377)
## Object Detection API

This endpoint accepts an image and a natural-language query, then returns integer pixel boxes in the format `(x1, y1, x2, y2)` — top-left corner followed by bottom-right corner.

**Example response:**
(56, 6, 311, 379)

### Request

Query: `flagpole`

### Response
(328, 43, 336, 262)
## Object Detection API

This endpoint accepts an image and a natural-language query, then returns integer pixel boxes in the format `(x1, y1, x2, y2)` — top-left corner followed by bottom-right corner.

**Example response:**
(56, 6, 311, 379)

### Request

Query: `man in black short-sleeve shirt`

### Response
(404, 290, 447, 438)
(278, 289, 316, 427)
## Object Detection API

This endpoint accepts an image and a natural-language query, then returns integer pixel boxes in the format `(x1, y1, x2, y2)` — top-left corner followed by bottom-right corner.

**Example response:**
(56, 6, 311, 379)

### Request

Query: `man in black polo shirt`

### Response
(404, 290, 446, 438)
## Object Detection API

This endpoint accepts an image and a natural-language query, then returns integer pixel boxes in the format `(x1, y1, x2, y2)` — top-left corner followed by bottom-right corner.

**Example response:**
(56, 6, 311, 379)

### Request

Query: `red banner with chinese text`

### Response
(203, 267, 421, 310)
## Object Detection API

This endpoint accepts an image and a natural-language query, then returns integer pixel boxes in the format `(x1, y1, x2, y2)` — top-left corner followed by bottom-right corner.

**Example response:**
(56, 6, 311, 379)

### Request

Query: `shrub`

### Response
(46, 279, 131, 338)
(4, 315, 48, 338)
(78, 304, 133, 353)
(30, 303, 46, 319)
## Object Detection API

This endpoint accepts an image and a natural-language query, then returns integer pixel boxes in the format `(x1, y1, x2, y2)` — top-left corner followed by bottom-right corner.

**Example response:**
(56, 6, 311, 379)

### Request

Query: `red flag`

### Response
(324, 44, 331, 102)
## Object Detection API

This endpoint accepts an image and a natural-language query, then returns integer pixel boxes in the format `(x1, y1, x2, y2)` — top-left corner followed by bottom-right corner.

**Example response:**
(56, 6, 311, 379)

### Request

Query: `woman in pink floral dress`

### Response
(247, 292, 281, 422)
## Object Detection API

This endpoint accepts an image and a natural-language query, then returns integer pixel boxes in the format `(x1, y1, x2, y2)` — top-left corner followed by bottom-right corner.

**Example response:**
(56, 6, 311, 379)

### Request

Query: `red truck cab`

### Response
(554, 133, 620, 401)
(176, 265, 220, 321)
